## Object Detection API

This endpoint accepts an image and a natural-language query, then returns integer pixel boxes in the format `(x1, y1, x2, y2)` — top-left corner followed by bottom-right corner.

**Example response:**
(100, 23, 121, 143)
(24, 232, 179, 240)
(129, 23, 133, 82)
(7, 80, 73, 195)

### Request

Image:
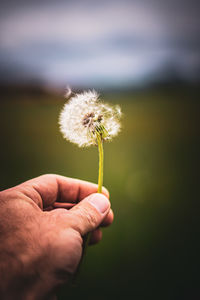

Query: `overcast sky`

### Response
(0, 0, 199, 87)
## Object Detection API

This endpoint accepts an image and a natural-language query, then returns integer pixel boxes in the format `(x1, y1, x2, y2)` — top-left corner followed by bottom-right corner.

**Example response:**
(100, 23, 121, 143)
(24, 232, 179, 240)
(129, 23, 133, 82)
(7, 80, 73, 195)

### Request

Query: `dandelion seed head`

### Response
(59, 90, 121, 147)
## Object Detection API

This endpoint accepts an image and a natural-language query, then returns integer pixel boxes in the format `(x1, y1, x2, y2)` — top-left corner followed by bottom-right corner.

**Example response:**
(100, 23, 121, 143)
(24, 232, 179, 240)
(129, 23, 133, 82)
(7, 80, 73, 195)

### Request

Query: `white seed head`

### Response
(59, 90, 121, 147)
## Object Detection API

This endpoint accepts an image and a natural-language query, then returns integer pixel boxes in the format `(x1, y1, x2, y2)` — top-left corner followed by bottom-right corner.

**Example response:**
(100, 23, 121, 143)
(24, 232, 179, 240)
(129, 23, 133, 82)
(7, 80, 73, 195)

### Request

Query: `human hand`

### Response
(0, 174, 113, 300)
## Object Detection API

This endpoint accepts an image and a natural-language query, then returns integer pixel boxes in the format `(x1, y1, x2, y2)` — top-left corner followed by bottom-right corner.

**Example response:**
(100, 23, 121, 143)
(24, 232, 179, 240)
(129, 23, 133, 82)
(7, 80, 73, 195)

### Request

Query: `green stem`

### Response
(83, 135, 103, 250)
(71, 134, 104, 286)
(96, 134, 104, 193)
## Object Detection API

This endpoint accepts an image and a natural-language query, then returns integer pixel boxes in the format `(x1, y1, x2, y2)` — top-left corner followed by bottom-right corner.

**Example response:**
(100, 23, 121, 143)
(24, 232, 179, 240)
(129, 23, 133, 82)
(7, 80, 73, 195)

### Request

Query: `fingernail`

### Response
(88, 193, 110, 214)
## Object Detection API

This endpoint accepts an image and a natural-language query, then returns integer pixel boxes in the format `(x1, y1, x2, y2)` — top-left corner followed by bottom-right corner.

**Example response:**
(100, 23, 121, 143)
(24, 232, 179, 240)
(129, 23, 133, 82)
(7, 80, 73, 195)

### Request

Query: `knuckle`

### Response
(72, 206, 99, 235)
(84, 209, 98, 228)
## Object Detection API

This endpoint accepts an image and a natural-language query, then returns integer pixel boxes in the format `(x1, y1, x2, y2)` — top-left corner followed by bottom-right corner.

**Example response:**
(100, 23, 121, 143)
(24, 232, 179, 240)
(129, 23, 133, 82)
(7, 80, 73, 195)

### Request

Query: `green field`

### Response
(0, 86, 199, 299)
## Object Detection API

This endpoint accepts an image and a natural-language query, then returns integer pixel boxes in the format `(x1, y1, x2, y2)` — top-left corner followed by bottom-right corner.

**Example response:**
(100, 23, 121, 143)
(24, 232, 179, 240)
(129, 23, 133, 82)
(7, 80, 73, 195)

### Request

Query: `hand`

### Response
(0, 174, 113, 300)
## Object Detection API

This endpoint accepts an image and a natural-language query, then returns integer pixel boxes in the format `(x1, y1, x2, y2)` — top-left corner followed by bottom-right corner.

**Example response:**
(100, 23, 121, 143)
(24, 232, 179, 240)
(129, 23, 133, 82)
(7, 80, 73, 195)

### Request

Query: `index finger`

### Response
(16, 174, 109, 208)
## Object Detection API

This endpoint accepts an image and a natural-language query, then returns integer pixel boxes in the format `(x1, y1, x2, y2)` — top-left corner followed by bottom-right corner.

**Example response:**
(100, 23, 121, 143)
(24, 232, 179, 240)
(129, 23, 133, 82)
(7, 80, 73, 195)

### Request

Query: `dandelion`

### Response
(59, 89, 121, 284)
(59, 90, 121, 193)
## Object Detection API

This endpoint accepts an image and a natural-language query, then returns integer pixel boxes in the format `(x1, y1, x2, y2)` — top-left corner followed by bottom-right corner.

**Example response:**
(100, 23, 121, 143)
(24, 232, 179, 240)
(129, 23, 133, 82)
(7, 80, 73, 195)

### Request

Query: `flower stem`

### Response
(96, 134, 104, 193)
(84, 134, 103, 250)
(71, 134, 104, 286)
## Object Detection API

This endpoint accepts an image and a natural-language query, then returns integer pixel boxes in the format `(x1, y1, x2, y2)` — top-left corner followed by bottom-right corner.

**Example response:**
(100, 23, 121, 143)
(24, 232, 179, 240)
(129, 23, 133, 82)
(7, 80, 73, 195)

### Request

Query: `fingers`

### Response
(89, 210, 114, 245)
(89, 228, 102, 245)
(101, 209, 114, 227)
(52, 203, 114, 227)
(67, 193, 110, 236)
(15, 174, 109, 208)
(53, 202, 75, 209)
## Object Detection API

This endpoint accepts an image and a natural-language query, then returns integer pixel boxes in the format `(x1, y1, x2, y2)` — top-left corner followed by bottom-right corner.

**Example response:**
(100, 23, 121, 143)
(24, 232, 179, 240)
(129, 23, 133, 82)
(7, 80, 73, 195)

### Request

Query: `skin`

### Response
(0, 174, 113, 300)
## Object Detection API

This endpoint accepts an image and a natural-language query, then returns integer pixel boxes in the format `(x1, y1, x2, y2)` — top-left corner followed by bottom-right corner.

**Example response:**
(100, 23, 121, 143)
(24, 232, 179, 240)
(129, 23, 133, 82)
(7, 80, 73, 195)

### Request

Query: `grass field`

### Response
(0, 86, 200, 299)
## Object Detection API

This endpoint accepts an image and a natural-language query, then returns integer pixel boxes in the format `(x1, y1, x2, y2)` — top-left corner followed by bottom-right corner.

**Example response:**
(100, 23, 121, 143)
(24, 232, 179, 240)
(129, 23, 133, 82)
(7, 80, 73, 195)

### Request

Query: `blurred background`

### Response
(0, 0, 200, 299)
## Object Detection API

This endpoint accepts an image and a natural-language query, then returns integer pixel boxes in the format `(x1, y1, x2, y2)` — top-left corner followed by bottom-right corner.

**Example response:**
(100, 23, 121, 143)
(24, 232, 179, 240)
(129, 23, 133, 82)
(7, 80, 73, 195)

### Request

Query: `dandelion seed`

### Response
(64, 85, 73, 99)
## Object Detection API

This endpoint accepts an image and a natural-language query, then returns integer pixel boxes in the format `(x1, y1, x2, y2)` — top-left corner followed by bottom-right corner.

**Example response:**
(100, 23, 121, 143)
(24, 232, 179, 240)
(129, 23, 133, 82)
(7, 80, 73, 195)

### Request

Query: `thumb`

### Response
(67, 193, 110, 236)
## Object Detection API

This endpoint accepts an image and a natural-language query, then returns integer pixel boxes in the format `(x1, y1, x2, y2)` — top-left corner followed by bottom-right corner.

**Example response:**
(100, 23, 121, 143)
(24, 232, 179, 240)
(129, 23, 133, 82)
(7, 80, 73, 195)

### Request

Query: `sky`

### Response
(0, 0, 199, 87)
